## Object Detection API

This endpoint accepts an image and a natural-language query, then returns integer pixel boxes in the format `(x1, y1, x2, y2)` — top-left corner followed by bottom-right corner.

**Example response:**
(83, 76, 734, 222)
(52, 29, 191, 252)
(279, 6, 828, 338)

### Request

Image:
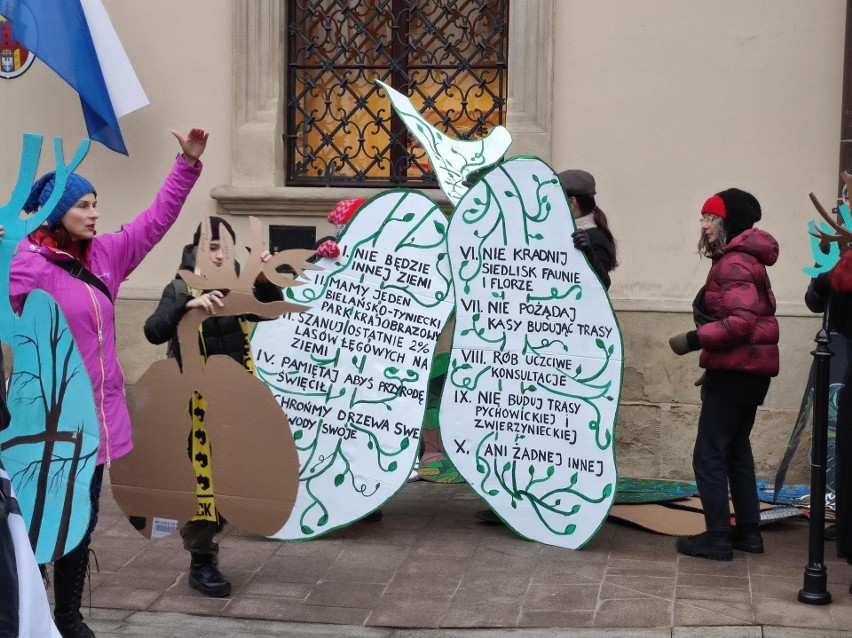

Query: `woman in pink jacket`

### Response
(9, 128, 208, 638)
(668, 188, 779, 562)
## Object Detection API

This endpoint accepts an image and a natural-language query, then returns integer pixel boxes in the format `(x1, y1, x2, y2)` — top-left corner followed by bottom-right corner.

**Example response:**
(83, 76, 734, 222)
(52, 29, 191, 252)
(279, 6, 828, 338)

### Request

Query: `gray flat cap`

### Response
(558, 169, 596, 196)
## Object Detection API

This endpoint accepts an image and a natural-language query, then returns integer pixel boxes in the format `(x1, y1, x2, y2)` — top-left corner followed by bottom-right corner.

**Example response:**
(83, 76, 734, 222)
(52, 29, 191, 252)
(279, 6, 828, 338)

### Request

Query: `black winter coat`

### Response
(805, 271, 852, 337)
(583, 227, 615, 290)
(143, 244, 283, 365)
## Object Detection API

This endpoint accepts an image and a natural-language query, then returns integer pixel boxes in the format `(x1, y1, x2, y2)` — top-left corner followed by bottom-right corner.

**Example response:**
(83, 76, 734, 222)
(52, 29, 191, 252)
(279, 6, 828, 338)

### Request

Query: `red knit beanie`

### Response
(701, 188, 761, 239)
(701, 194, 726, 218)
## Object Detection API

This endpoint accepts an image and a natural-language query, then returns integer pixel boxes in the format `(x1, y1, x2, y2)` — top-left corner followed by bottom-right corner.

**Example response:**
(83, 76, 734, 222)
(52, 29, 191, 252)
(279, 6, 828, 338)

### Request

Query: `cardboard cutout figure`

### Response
(110, 217, 310, 538)
(440, 157, 623, 549)
(0, 135, 100, 563)
(378, 81, 514, 482)
(252, 190, 454, 539)
(377, 80, 511, 205)
(804, 171, 852, 275)
(787, 174, 852, 500)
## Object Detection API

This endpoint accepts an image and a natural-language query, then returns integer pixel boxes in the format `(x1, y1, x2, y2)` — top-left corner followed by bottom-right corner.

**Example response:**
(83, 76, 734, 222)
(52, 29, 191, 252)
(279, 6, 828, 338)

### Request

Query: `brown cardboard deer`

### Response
(111, 216, 317, 537)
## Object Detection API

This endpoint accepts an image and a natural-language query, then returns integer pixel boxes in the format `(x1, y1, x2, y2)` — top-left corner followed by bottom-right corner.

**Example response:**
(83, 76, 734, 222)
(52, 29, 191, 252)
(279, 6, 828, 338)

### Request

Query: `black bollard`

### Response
(799, 326, 833, 605)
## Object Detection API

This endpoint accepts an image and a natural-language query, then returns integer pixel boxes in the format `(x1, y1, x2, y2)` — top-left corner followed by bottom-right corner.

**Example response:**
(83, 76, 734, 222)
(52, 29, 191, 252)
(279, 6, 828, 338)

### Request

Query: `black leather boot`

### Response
(188, 553, 231, 597)
(731, 523, 764, 553)
(675, 530, 733, 561)
(52, 543, 95, 638)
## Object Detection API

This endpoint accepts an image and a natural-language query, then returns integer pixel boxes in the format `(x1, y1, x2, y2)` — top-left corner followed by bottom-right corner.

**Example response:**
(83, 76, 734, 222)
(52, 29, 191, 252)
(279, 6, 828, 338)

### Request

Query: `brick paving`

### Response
(72, 475, 852, 632)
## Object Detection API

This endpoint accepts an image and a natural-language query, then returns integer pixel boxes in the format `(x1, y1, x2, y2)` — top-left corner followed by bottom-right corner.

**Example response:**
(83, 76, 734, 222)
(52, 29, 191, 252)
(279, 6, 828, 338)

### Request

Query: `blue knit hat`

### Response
(23, 171, 97, 229)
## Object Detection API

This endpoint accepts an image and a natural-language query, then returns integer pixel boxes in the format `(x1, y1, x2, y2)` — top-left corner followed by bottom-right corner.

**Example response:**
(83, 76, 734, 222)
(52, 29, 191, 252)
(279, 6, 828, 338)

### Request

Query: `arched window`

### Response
(286, 0, 509, 187)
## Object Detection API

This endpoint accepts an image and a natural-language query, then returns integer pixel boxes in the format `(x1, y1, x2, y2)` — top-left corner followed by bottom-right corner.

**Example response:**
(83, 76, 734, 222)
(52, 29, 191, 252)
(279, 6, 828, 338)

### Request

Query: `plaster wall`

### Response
(552, 0, 847, 313)
(0, 0, 234, 297)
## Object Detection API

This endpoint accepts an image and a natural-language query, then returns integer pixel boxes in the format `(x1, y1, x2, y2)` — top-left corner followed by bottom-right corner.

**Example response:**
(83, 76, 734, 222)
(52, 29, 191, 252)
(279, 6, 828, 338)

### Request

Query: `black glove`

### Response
(669, 331, 700, 355)
(812, 272, 831, 296)
(572, 229, 592, 253)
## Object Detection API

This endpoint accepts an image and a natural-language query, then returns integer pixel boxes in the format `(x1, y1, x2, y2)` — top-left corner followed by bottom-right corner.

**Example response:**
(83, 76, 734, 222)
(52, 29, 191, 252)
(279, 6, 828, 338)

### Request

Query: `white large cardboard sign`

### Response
(252, 190, 454, 539)
(440, 157, 623, 549)
(377, 80, 512, 205)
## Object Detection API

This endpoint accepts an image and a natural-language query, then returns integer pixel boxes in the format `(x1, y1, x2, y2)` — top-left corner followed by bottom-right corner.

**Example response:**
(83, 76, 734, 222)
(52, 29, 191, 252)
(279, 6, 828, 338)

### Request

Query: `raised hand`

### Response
(171, 128, 209, 166)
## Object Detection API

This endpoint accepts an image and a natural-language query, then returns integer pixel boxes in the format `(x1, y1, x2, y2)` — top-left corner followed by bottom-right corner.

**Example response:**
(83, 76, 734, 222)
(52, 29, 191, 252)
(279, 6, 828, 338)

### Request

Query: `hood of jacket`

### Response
(721, 227, 778, 267)
(26, 229, 86, 265)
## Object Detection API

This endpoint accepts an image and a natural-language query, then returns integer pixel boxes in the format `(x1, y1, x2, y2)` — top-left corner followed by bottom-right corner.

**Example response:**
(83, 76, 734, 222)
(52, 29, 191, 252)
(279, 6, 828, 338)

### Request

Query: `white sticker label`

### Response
(150, 517, 179, 539)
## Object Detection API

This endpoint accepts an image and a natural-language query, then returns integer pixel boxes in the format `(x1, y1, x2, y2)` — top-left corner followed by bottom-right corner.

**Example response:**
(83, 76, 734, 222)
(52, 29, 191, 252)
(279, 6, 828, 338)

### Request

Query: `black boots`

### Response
(677, 523, 764, 561)
(52, 543, 95, 638)
(188, 553, 231, 597)
(731, 523, 764, 553)
(675, 531, 733, 561)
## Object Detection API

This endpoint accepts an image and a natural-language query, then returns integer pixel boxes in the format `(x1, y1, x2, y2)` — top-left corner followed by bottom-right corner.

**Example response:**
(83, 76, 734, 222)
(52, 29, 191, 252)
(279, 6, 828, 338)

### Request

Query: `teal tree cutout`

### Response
(0, 136, 100, 562)
(803, 174, 852, 276)
(252, 190, 454, 540)
(439, 157, 623, 549)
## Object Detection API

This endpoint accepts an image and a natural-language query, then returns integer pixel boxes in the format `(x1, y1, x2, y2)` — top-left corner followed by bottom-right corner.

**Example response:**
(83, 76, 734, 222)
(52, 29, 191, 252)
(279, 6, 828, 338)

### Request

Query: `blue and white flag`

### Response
(1, 0, 148, 155)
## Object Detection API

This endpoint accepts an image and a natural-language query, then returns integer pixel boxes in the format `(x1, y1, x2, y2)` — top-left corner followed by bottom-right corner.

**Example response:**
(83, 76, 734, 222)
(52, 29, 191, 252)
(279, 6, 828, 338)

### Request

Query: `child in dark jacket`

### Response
(805, 232, 852, 594)
(143, 216, 282, 597)
(669, 188, 779, 561)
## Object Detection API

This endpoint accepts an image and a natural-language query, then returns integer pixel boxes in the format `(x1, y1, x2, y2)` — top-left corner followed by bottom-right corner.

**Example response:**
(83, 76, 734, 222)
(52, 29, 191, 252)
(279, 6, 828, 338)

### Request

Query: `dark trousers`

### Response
(180, 519, 221, 556)
(693, 388, 761, 532)
(83, 465, 104, 543)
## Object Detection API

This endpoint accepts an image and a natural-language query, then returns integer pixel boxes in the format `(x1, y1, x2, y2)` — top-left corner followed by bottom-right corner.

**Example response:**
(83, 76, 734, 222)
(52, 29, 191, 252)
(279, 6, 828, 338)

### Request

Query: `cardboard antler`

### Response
(175, 216, 312, 377)
(809, 192, 852, 253)
(263, 249, 322, 287)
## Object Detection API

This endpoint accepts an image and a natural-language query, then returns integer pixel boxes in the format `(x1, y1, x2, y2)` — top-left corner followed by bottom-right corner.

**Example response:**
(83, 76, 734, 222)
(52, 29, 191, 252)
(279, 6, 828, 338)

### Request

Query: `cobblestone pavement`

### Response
(68, 476, 852, 635)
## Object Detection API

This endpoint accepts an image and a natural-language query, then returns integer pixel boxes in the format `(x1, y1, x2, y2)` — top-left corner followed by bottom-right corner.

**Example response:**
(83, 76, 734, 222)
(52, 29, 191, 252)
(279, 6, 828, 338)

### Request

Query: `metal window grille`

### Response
(286, 0, 508, 187)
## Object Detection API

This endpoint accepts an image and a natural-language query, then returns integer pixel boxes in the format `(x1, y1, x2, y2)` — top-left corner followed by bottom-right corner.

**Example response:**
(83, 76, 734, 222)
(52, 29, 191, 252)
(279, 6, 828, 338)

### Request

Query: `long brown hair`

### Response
(33, 225, 92, 263)
(697, 213, 727, 258)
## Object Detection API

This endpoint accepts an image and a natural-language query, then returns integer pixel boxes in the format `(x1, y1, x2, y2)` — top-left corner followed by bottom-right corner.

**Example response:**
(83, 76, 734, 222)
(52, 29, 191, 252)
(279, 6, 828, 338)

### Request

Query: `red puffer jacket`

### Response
(696, 228, 780, 377)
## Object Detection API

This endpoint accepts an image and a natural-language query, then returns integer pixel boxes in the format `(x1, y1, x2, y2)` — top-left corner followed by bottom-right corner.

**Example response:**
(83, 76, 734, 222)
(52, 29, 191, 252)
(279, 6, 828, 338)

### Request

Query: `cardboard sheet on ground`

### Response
(608, 503, 707, 536)
(252, 190, 454, 539)
(0, 135, 100, 563)
(609, 499, 789, 536)
(111, 217, 308, 538)
(439, 157, 623, 549)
